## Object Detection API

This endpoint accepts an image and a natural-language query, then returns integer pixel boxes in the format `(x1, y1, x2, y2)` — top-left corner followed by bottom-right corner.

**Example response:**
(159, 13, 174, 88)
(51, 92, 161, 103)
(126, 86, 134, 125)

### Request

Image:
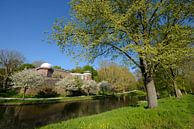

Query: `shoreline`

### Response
(0, 90, 141, 106)
(0, 96, 95, 106)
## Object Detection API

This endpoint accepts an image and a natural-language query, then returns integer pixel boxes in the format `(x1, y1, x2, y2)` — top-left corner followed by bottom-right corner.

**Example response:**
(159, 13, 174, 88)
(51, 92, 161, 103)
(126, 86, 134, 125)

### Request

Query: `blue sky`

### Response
(0, 0, 99, 70)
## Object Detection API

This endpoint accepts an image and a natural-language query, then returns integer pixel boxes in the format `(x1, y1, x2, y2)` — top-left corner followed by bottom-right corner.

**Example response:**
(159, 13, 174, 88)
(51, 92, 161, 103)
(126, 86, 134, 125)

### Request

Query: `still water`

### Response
(0, 95, 139, 129)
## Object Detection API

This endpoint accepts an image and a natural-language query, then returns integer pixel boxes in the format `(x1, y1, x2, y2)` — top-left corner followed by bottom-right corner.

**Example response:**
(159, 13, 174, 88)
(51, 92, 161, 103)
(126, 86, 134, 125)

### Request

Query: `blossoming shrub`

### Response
(81, 80, 99, 95)
(56, 76, 83, 96)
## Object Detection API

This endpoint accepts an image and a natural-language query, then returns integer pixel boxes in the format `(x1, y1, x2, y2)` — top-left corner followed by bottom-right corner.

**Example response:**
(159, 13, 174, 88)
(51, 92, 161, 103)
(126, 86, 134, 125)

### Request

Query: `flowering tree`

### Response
(81, 80, 99, 95)
(56, 76, 83, 96)
(11, 69, 44, 99)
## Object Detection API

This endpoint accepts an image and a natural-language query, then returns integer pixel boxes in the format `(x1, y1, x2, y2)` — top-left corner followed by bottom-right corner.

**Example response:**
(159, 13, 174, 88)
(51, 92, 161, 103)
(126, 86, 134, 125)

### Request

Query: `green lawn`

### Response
(39, 94, 194, 129)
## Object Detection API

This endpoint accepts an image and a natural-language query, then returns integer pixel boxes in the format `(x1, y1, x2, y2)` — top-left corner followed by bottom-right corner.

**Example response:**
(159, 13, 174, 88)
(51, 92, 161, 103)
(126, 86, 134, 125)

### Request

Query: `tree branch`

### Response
(106, 43, 140, 68)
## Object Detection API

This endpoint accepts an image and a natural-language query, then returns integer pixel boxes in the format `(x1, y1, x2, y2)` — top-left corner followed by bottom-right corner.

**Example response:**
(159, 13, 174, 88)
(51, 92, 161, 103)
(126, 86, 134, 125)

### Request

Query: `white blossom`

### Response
(55, 76, 83, 91)
(81, 80, 99, 95)
(11, 69, 44, 88)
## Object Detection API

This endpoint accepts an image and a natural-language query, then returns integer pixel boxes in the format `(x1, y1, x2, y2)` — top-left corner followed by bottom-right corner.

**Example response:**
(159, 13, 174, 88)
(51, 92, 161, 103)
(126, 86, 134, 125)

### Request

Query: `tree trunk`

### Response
(170, 68, 182, 98)
(173, 80, 182, 98)
(22, 87, 27, 100)
(144, 75, 158, 108)
(2, 76, 8, 89)
(139, 57, 158, 108)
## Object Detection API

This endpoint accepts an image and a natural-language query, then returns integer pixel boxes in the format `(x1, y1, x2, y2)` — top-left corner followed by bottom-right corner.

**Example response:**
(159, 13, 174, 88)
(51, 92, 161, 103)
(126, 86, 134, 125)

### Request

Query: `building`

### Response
(36, 63, 54, 77)
(36, 63, 92, 80)
(70, 71, 92, 80)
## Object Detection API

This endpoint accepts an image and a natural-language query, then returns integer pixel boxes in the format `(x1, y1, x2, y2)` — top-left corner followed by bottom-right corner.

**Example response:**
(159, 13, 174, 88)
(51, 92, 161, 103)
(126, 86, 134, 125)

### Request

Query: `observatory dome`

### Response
(40, 63, 52, 69)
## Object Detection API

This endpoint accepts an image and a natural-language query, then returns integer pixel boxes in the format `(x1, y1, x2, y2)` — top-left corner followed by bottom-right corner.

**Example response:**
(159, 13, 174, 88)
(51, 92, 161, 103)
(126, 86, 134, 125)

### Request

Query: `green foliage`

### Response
(82, 65, 98, 80)
(71, 67, 84, 73)
(154, 57, 194, 98)
(0, 90, 18, 97)
(0, 68, 5, 88)
(53, 65, 64, 70)
(40, 95, 194, 129)
(16, 63, 35, 71)
(50, 0, 194, 108)
(154, 66, 175, 98)
(50, 0, 193, 67)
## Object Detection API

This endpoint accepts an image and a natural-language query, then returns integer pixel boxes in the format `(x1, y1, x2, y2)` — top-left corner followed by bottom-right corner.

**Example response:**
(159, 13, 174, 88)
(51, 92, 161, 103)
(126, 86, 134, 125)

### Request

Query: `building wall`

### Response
(37, 68, 53, 77)
(52, 69, 71, 78)
(70, 73, 92, 80)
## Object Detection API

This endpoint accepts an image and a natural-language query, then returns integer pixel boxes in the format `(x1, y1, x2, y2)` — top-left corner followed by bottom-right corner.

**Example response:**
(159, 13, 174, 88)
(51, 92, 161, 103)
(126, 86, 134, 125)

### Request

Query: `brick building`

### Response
(37, 63, 92, 80)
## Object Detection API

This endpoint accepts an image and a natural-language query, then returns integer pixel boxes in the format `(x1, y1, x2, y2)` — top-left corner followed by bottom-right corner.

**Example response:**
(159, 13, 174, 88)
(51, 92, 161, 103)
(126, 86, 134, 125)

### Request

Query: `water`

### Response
(0, 95, 139, 129)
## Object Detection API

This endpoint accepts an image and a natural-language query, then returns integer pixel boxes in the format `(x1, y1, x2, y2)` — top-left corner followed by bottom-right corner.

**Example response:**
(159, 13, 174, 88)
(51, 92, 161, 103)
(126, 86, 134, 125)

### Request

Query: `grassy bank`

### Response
(40, 94, 194, 129)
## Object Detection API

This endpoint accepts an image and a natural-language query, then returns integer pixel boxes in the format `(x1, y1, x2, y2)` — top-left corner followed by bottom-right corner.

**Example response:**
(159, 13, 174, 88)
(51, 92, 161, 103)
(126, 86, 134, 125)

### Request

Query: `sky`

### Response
(0, 0, 100, 70)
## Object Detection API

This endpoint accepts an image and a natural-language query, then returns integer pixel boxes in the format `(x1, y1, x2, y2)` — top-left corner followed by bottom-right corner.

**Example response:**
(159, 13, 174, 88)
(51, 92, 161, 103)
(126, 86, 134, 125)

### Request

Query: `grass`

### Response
(39, 94, 194, 129)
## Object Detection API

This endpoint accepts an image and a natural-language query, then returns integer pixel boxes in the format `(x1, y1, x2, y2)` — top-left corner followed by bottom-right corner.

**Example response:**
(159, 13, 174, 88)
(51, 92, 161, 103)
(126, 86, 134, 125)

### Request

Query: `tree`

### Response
(0, 68, 5, 89)
(0, 49, 25, 89)
(71, 67, 83, 73)
(56, 76, 83, 96)
(175, 57, 194, 94)
(50, 1, 194, 108)
(53, 65, 64, 70)
(98, 62, 136, 92)
(154, 66, 175, 98)
(11, 69, 44, 99)
(154, 56, 194, 98)
(16, 63, 35, 71)
(82, 65, 98, 80)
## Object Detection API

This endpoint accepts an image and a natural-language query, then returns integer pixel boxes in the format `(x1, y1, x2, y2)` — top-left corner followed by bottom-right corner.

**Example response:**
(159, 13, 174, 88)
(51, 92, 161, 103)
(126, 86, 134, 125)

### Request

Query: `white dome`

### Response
(40, 63, 52, 69)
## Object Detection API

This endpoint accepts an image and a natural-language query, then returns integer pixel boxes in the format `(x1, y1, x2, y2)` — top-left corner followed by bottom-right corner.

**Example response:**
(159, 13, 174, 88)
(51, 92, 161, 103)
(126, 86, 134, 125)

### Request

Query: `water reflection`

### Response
(0, 95, 139, 129)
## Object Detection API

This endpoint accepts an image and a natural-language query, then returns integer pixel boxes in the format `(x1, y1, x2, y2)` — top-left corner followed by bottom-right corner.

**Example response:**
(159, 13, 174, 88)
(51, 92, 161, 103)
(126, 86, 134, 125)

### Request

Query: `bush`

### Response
(0, 90, 18, 97)
(36, 87, 58, 98)
(98, 81, 113, 95)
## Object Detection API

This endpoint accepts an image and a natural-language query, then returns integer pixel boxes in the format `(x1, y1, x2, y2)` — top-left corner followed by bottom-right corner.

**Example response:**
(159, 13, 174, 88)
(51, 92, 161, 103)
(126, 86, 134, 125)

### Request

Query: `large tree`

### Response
(0, 49, 25, 89)
(50, 0, 194, 108)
